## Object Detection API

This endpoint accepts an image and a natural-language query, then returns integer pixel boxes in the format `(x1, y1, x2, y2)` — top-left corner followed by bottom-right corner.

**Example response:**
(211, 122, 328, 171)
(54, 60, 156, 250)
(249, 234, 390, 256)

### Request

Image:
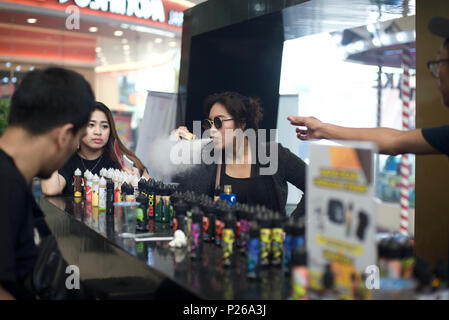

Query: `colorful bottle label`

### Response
(148, 193, 154, 218)
(291, 267, 309, 300)
(235, 220, 241, 248)
(162, 196, 170, 223)
(92, 186, 99, 207)
(283, 234, 293, 272)
(85, 181, 92, 202)
(203, 216, 210, 241)
(219, 193, 237, 206)
(155, 195, 162, 222)
(190, 222, 201, 257)
(247, 238, 260, 278)
(223, 229, 235, 264)
(215, 219, 224, 246)
(271, 227, 283, 265)
(99, 187, 106, 210)
(260, 228, 272, 265)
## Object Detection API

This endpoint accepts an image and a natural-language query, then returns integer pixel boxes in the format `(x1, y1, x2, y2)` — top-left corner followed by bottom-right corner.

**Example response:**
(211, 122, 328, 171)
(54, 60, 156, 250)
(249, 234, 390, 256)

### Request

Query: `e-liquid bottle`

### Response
(113, 172, 121, 203)
(202, 201, 215, 242)
(215, 205, 225, 247)
(260, 213, 272, 267)
(219, 185, 237, 206)
(92, 174, 100, 207)
(283, 218, 295, 273)
(247, 222, 261, 279)
(162, 185, 171, 223)
(85, 171, 93, 202)
(147, 180, 155, 220)
(387, 238, 402, 279)
(378, 238, 389, 278)
(238, 207, 249, 253)
(291, 218, 305, 251)
(83, 170, 90, 199)
(291, 246, 309, 300)
(401, 239, 415, 279)
(98, 176, 107, 211)
(136, 192, 148, 232)
(138, 177, 147, 199)
(106, 179, 114, 216)
(125, 182, 136, 203)
(74, 168, 83, 198)
(432, 257, 447, 292)
(190, 206, 203, 260)
(214, 186, 222, 202)
(222, 212, 236, 267)
(173, 199, 188, 233)
(155, 182, 163, 222)
(271, 212, 283, 266)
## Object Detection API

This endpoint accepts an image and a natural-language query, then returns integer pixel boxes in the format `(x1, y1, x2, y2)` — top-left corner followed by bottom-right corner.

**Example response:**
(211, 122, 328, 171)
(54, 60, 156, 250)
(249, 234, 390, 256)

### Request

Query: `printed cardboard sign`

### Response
(306, 141, 377, 298)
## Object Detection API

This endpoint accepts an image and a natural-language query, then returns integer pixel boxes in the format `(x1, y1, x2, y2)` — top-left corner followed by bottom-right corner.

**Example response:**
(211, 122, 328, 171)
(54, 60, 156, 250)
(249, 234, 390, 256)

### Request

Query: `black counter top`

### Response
(40, 196, 291, 300)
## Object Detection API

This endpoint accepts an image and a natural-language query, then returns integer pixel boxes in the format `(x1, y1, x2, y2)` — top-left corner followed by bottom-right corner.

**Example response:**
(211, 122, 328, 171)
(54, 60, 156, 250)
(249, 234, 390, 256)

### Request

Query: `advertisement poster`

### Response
(306, 141, 377, 299)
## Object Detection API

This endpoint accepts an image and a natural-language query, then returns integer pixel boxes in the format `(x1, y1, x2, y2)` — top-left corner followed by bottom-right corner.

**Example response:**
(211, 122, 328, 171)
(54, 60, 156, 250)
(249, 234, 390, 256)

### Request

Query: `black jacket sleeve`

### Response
(278, 143, 307, 219)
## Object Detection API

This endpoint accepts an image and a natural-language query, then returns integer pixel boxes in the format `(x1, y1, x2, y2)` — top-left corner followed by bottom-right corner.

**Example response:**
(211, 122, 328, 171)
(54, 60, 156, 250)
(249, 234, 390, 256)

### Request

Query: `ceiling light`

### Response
(89, 27, 98, 32)
(123, 45, 130, 51)
(114, 30, 124, 37)
(27, 18, 37, 24)
(2, 77, 8, 83)
(5, 62, 11, 68)
(168, 41, 177, 47)
(95, 47, 102, 53)
(155, 38, 163, 44)
(29, 66, 35, 71)
(16, 65, 21, 71)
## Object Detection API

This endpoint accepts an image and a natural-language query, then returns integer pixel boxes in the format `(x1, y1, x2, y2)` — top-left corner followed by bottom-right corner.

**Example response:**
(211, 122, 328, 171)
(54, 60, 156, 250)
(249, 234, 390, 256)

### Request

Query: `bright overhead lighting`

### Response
(16, 65, 21, 71)
(5, 62, 11, 68)
(114, 30, 124, 37)
(95, 47, 102, 53)
(89, 27, 98, 33)
(366, 24, 376, 33)
(123, 45, 130, 51)
(29, 66, 35, 71)
(27, 18, 37, 24)
(155, 38, 163, 44)
(168, 41, 177, 47)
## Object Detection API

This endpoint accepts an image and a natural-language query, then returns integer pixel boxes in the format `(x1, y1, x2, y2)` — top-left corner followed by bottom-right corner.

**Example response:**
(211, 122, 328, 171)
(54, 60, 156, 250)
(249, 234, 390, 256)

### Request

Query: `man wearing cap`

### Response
(287, 16, 449, 157)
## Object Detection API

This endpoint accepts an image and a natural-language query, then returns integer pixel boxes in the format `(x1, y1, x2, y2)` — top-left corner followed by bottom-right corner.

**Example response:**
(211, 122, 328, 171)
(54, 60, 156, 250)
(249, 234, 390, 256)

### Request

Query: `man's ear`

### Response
(54, 123, 75, 150)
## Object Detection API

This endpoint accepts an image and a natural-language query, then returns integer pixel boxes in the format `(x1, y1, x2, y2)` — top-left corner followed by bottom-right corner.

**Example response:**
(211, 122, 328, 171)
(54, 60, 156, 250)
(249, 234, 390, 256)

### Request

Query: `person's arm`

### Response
(288, 116, 439, 155)
(40, 170, 67, 196)
(277, 143, 307, 219)
(0, 284, 15, 300)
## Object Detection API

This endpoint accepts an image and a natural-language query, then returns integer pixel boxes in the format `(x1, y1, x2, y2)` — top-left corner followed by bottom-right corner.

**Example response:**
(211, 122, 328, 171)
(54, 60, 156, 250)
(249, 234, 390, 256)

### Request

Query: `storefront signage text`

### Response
(58, 0, 184, 26)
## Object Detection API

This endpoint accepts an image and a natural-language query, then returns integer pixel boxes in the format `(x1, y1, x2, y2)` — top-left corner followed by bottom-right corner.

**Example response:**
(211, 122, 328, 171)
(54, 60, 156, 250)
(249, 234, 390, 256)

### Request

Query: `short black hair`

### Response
(8, 67, 94, 134)
(204, 91, 263, 130)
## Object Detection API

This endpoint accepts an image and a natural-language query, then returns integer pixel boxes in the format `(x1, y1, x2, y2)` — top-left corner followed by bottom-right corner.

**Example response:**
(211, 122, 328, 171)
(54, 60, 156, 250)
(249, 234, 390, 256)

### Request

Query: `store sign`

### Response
(58, 0, 183, 26)
(306, 141, 377, 299)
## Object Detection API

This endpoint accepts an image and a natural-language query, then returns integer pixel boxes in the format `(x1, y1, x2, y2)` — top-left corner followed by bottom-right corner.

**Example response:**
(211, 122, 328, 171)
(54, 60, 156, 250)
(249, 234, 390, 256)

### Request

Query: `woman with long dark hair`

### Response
(42, 101, 150, 196)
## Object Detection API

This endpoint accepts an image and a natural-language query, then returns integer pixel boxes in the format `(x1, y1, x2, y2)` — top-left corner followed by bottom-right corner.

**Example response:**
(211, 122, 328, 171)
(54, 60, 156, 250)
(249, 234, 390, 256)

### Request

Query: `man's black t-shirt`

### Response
(58, 152, 119, 196)
(0, 149, 37, 299)
(422, 125, 449, 157)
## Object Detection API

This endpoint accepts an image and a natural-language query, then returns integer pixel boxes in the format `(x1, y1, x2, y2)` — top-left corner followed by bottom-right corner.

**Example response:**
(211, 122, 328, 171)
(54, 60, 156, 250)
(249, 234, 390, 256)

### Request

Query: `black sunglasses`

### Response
(202, 116, 233, 129)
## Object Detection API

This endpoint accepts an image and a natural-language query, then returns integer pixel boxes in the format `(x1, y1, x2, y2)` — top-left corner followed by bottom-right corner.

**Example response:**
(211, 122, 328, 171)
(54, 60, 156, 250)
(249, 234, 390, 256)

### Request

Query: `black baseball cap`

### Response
(429, 16, 449, 39)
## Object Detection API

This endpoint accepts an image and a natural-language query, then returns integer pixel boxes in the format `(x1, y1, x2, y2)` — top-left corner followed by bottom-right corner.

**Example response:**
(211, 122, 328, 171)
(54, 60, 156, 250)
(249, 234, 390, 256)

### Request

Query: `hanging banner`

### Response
(306, 141, 377, 299)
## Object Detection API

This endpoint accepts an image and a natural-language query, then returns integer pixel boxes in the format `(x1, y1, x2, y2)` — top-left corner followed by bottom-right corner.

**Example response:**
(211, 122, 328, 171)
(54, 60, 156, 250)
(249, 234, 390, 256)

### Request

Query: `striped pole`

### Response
(399, 43, 411, 236)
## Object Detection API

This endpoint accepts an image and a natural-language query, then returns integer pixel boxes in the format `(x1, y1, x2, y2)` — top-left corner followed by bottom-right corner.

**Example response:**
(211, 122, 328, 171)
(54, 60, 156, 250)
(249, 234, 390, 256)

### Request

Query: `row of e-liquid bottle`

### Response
(377, 235, 449, 296)
(74, 167, 140, 210)
(134, 178, 178, 231)
(168, 190, 306, 277)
